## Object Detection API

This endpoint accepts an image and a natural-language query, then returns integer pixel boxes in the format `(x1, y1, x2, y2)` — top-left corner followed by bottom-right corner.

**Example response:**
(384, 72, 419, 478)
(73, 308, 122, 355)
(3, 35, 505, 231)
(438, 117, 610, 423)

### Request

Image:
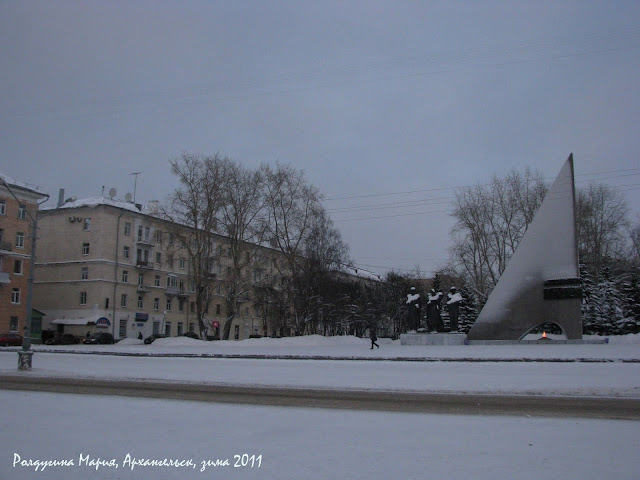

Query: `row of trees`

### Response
(165, 153, 351, 340)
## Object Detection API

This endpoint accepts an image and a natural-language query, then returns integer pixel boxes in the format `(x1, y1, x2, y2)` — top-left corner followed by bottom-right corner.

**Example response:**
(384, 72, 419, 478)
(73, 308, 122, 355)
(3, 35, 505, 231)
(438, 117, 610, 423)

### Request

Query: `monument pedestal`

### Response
(400, 333, 467, 346)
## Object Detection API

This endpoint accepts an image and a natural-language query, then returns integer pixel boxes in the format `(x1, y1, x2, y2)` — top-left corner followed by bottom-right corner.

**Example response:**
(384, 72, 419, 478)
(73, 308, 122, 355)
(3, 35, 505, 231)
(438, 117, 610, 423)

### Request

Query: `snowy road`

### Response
(2, 375, 640, 419)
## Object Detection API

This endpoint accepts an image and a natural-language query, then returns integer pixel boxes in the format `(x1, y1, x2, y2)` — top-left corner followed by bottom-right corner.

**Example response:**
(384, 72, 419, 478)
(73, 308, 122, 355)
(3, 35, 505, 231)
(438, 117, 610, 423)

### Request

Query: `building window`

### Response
(234, 325, 239, 340)
(80, 292, 87, 305)
(122, 270, 129, 283)
(83, 218, 91, 231)
(82, 242, 90, 255)
(179, 257, 186, 270)
(123, 246, 130, 259)
(165, 322, 171, 336)
(216, 304, 221, 315)
(121, 294, 127, 308)
(156, 231, 163, 244)
(153, 298, 160, 310)
(11, 288, 21, 304)
(152, 321, 160, 334)
(190, 302, 195, 313)
(177, 322, 184, 336)
(0, 198, 6, 215)
(14, 259, 23, 275)
(10, 316, 18, 332)
(156, 252, 162, 265)
(189, 323, 195, 333)
(16, 232, 25, 249)
(169, 234, 174, 246)
(124, 222, 131, 236)
(119, 319, 127, 338)
(166, 298, 172, 311)
(137, 296, 143, 309)
(178, 299, 184, 312)
(17, 204, 27, 220)
(138, 273, 144, 286)
(245, 307, 249, 317)
(105, 297, 109, 309)
(154, 275, 160, 287)
(81, 267, 88, 280)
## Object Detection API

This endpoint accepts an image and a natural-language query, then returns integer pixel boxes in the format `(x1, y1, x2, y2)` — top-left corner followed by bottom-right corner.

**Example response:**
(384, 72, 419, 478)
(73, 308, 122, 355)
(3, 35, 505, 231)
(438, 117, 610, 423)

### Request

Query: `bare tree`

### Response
(449, 168, 548, 301)
(166, 153, 225, 337)
(217, 158, 269, 340)
(576, 183, 630, 278)
(296, 209, 351, 334)
(262, 163, 324, 334)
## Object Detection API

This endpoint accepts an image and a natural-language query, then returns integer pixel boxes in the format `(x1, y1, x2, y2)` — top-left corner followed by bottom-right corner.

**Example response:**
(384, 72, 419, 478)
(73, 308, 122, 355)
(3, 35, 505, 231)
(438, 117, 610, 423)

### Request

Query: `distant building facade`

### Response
(33, 196, 276, 341)
(0, 173, 48, 339)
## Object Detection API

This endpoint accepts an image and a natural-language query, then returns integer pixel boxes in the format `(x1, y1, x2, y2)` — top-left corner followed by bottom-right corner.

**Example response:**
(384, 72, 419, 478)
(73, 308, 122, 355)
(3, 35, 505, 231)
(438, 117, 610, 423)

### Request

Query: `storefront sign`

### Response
(96, 317, 111, 328)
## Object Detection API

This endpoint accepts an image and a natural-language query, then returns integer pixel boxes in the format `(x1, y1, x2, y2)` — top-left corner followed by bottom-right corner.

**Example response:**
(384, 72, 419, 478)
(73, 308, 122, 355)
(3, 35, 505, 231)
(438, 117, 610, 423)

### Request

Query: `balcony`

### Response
(0, 241, 12, 252)
(165, 286, 179, 296)
(177, 289, 190, 298)
(135, 260, 155, 270)
(136, 236, 154, 247)
(137, 284, 151, 293)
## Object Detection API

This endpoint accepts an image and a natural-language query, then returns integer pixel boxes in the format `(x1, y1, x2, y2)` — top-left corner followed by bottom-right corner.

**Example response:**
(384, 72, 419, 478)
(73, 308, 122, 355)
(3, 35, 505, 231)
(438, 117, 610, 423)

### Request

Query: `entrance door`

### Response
(119, 319, 127, 338)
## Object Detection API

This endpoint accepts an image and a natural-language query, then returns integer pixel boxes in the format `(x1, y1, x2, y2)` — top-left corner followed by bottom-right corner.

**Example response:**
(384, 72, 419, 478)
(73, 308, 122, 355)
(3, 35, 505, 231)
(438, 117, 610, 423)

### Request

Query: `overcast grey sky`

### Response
(1, 1, 639, 277)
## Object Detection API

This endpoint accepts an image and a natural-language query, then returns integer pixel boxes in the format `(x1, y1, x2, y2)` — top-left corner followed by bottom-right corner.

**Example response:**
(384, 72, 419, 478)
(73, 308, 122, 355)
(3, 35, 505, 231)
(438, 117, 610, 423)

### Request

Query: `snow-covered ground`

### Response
(3, 390, 639, 480)
(26, 332, 640, 361)
(1, 334, 639, 397)
(2, 335, 639, 479)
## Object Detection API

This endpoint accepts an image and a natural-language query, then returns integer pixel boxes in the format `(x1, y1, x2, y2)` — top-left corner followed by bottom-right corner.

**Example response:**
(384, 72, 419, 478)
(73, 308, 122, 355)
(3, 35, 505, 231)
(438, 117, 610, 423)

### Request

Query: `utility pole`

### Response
(130, 171, 142, 203)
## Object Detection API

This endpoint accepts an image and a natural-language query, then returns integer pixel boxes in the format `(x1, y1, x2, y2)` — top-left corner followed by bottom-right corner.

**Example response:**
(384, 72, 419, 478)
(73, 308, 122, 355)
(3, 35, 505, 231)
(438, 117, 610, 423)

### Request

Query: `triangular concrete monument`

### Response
(467, 154, 583, 340)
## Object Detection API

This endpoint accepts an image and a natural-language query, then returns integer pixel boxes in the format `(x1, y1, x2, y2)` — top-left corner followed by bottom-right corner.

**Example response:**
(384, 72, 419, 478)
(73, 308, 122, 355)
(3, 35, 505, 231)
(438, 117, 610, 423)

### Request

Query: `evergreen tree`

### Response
(588, 266, 624, 335)
(617, 269, 640, 334)
(457, 283, 479, 333)
(580, 263, 598, 334)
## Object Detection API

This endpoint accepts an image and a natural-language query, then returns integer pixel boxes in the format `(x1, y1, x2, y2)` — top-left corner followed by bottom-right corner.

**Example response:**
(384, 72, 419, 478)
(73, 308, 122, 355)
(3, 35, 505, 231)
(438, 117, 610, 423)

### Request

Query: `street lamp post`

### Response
(17, 213, 39, 369)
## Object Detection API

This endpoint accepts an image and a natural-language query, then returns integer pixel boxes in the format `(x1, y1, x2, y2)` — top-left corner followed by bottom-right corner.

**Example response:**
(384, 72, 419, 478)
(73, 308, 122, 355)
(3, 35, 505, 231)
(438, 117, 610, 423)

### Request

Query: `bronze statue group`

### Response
(406, 286, 463, 333)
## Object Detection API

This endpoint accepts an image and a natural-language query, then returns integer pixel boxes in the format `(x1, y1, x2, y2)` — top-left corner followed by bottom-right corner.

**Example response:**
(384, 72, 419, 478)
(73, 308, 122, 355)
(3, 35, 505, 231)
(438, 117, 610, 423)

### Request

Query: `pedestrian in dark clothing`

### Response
(369, 327, 379, 349)
(138, 332, 143, 340)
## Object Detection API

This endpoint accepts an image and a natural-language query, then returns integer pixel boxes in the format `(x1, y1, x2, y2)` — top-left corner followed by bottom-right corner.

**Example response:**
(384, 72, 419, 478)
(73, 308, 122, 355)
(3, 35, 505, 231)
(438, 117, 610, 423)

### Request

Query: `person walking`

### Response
(369, 326, 379, 349)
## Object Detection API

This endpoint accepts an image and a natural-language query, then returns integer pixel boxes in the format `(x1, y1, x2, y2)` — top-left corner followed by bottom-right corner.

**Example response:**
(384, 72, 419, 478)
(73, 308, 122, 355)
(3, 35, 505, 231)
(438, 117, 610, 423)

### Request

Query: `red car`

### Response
(0, 333, 23, 347)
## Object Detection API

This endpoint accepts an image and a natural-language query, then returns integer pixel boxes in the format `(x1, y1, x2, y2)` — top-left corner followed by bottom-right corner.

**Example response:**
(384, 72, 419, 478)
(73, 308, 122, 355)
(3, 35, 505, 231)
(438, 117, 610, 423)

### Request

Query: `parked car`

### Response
(144, 333, 167, 344)
(180, 332, 200, 339)
(0, 333, 23, 347)
(45, 333, 79, 345)
(83, 332, 115, 344)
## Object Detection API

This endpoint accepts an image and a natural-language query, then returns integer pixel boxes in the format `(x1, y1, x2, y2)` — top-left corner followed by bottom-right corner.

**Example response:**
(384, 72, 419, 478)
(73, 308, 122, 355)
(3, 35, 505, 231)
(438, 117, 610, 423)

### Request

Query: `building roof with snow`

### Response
(41, 195, 148, 214)
(0, 171, 48, 198)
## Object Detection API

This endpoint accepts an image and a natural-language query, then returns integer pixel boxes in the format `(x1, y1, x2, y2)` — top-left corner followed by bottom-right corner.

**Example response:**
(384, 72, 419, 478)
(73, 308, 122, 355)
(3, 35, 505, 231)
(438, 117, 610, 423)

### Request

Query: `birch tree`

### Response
(449, 168, 548, 301)
(167, 153, 225, 337)
(262, 163, 324, 335)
